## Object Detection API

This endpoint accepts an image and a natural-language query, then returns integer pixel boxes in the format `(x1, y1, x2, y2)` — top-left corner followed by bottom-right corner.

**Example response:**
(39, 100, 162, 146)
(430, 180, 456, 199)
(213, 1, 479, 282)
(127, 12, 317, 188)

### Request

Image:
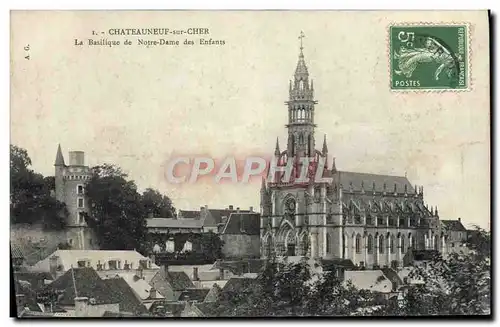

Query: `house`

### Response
(176, 288, 211, 303)
(178, 210, 201, 220)
(149, 301, 186, 317)
(14, 280, 45, 316)
(219, 212, 261, 259)
(219, 277, 260, 300)
(212, 259, 265, 276)
(102, 277, 149, 315)
(14, 272, 54, 292)
(39, 267, 120, 316)
(182, 302, 220, 317)
(149, 266, 195, 301)
(343, 270, 395, 294)
(441, 218, 468, 254)
(103, 272, 165, 306)
(29, 250, 159, 280)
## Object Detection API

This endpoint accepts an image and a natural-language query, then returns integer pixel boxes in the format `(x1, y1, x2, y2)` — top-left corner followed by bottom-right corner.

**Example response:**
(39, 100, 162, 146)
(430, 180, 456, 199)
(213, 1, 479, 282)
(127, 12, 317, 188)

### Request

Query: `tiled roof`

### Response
(178, 210, 201, 219)
(119, 273, 165, 300)
(14, 272, 54, 291)
(221, 213, 261, 235)
(149, 270, 195, 299)
(18, 310, 55, 318)
(11, 240, 59, 266)
(192, 302, 220, 317)
(167, 271, 195, 290)
(221, 277, 259, 296)
(334, 171, 415, 194)
(42, 267, 118, 306)
(149, 301, 186, 317)
(321, 258, 355, 270)
(15, 281, 43, 313)
(205, 209, 252, 227)
(103, 277, 148, 315)
(11, 243, 24, 259)
(177, 288, 210, 302)
(102, 311, 142, 317)
(212, 259, 265, 275)
(146, 218, 204, 229)
(30, 249, 158, 272)
(441, 220, 467, 231)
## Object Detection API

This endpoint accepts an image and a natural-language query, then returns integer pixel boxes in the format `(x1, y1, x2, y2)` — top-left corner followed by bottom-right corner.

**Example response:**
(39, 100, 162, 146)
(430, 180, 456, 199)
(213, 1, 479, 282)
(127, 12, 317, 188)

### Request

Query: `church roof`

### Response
(334, 171, 415, 194)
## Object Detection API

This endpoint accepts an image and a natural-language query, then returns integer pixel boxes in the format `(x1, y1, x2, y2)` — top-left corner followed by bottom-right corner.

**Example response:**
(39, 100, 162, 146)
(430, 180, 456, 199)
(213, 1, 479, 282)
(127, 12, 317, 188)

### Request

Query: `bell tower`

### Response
(286, 31, 318, 159)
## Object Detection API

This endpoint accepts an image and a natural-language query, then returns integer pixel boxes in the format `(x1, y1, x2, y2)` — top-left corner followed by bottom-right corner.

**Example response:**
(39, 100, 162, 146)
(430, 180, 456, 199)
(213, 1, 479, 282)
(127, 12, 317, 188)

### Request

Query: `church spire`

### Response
(55, 144, 65, 166)
(295, 31, 309, 80)
(331, 157, 337, 173)
(322, 134, 328, 154)
(275, 137, 281, 156)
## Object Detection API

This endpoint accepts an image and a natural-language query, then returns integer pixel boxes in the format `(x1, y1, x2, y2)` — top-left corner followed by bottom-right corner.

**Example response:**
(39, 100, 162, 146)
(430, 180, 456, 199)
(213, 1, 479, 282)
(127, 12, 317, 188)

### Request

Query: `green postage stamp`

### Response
(390, 24, 469, 91)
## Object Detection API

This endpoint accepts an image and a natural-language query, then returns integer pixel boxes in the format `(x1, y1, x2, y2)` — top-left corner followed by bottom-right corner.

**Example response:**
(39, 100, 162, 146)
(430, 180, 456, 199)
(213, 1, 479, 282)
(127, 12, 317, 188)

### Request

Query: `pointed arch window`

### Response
(367, 235, 374, 254)
(355, 234, 361, 254)
(299, 132, 304, 144)
(299, 80, 304, 91)
(379, 235, 385, 254)
(390, 236, 395, 254)
(401, 235, 405, 253)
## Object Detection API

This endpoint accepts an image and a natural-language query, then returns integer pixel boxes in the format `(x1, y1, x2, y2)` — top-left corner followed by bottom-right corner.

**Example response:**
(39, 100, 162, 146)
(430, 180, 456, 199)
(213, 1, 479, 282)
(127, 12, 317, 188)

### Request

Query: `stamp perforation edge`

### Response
(387, 22, 472, 93)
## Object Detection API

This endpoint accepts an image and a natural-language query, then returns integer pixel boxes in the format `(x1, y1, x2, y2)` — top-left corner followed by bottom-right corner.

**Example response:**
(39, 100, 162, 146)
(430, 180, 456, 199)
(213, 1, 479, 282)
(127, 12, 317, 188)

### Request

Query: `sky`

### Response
(10, 11, 490, 228)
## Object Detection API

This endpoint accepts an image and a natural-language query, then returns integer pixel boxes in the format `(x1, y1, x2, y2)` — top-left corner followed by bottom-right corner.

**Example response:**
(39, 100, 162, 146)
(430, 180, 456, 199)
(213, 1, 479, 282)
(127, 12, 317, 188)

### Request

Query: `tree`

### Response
(141, 188, 176, 218)
(200, 231, 224, 261)
(377, 228, 491, 316)
(212, 258, 372, 317)
(10, 145, 68, 230)
(85, 164, 147, 252)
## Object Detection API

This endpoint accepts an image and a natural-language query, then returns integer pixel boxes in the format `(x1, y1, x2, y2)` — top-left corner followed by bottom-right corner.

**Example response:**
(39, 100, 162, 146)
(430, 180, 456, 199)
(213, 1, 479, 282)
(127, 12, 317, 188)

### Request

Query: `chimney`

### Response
(205, 204, 208, 210)
(458, 217, 461, 222)
(219, 268, 225, 280)
(161, 264, 169, 278)
(200, 206, 204, 211)
(236, 207, 240, 212)
(228, 205, 234, 210)
(49, 256, 58, 276)
(150, 287, 157, 299)
(193, 267, 199, 281)
(74, 297, 89, 317)
(249, 206, 254, 212)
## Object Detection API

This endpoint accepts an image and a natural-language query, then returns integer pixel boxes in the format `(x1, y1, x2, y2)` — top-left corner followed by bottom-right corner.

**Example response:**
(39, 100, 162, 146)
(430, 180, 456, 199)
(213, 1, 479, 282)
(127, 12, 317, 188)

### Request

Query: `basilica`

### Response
(259, 37, 445, 269)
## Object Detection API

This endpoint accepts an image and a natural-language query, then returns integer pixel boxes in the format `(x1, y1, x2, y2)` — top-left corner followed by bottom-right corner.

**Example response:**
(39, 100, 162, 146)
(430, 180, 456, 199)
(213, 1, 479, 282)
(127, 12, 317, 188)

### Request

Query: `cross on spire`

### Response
(299, 31, 305, 53)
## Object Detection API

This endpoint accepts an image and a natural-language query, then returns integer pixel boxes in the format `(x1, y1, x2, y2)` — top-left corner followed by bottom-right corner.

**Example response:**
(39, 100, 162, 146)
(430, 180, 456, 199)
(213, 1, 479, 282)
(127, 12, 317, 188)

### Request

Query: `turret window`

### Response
(77, 198, 84, 208)
(77, 184, 84, 194)
(78, 212, 85, 224)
